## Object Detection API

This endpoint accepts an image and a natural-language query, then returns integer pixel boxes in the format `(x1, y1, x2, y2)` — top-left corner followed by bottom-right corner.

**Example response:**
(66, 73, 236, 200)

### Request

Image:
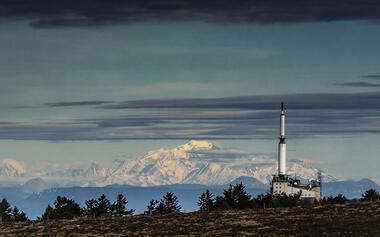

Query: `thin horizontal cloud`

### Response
(334, 82, 380, 87)
(45, 101, 113, 107)
(0, 0, 380, 27)
(360, 75, 380, 80)
(2, 92, 380, 140)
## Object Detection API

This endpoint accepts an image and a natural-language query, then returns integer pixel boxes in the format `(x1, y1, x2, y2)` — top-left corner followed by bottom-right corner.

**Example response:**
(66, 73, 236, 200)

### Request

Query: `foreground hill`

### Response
(1, 201, 380, 236)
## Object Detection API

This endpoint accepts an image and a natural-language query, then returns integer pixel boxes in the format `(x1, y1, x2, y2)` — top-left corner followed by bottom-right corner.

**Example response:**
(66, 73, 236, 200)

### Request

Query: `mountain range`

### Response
(1, 140, 380, 219)
(98, 140, 337, 186)
(0, 140, 361, 189)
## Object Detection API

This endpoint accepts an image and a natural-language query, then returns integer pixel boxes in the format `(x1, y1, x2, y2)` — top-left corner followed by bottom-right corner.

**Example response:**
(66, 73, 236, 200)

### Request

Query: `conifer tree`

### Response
(40, 196, 82, 220)
(40, 205, 55, 220)
(85, 198, 97, 218)
(95, 194, 112, 217)
(11, 206, 28, 221)
(145, 199, 159, 215)
(0, 198, 12, 222)
(198, 189, 215, 211)
(362, 189, 380, 201)
(112, 194, 134, 217)
(222, 182, 252, 209)
(157, 192, 182, 214)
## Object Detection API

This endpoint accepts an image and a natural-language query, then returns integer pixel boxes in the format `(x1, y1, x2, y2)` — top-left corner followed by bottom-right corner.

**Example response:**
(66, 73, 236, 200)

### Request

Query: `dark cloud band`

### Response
(1, 0, 380, 27)
(334, 82, 380, 87)
(360, 75, 380, 80)
(101, 92, 380, 110)
(2, 91, 380, 140)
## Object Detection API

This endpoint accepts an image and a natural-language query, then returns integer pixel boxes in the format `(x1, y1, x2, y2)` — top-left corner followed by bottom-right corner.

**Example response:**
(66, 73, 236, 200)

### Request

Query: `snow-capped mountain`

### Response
(83, 162, 111, 178)
(0, 159, 111, 187)
(0, 159, 26, 177)
(98, 140, 336, 187)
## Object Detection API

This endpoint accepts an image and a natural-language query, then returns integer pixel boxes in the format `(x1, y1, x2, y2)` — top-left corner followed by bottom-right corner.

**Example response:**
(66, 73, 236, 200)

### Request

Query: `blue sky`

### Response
(1, 1, 380, 180)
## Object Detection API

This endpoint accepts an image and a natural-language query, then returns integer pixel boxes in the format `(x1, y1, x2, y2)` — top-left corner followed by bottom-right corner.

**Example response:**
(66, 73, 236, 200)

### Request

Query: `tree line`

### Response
(1, 183, 380, 222)
(0, 198, 28, 223)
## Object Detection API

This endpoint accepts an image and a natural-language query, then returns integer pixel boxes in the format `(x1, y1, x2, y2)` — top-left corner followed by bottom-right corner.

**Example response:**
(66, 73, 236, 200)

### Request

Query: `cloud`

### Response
(360, 75, 380, 80)
(45, 101, 113, 107)
(334, 82, 380, 87)
(101, 92, 380, 110)
(2, 91, 380, 140)
(1, 0, 380, 27)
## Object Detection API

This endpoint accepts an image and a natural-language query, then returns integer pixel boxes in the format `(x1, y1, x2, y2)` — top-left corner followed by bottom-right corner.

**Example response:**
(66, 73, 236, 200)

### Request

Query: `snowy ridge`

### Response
(98, 140, 337, 187)
(0, 141, 337, 187)
(0, 159, 26, 177)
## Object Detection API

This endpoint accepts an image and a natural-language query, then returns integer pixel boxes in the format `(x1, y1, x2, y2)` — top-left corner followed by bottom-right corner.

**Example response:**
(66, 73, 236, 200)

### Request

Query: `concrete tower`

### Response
(278, 102, 286, 175)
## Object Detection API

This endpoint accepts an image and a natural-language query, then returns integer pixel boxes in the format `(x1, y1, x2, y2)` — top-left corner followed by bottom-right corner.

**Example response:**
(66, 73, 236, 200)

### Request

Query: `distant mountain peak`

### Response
(176, 140, 217, 151)
(84, 162, 111, 177)
(0, 158, 26, 177)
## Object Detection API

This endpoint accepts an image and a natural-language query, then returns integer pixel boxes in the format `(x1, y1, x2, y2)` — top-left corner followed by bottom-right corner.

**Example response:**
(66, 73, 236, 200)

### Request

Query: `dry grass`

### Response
(1, 201, 380, 236)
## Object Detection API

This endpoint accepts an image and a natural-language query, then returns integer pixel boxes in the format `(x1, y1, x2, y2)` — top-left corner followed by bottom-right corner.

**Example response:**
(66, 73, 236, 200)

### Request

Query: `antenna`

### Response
(318, 170, 322, 198)
(281, 101, 284, 111)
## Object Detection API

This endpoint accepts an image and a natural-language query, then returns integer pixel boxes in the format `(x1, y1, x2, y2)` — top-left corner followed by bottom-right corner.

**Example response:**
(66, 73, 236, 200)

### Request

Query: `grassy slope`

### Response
(1, 201, 380, 236)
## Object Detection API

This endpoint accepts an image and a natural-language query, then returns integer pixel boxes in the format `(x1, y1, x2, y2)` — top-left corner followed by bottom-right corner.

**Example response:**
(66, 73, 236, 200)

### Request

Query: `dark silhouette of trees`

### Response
(145, 199, 159, 215)
(362, 189, 380, 201)
(157, 192, 182, 214)
(84, 194, 134, 218)
(112, 194, 134, 217)
(11, 206, 28, 221)
(198, 189, 215, 211)
(40, 205, 54, 220)
(321, 194, 348, 205)
(270, 192, 301, 208)
(95, 194, 112, 217)
(250, 192, 301, 209)
(84, 198, 97, 218)
(214, 183, 252, 210)
(145, 192, 181, 215)
(214, 196, 232, 210)
(0, 199, 29, 222)
(252, 193, 273, 209)
(0, 198, 12, 222)
(40, 196, 82, 220)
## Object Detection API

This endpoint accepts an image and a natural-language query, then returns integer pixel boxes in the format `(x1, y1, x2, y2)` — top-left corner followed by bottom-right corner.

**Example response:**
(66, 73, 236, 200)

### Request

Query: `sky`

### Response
(0, 0, 380, 180)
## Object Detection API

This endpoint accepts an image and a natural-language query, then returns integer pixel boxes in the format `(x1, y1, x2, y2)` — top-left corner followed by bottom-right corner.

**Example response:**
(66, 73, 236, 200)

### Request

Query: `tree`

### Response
(84, 198, 97, 218)
(321, 194, 349, 205)
(145, 199, 159, 215)
(214, 196, 232, 210)
(40, 205, 55, 220)
(11, 206, 28, 221)
(252, 193, 273, 209)
(270, 192, 301, 208)
(95, 194, 112, 217)
(0, 198, 12, 222)
(198, 190, 215, 211)
(362, 189, 380, 201)
(112, 194, 134, 217)
(222, 183, 252, 209)
(157, 192, 182, 214)
(41, 196, 82, 220)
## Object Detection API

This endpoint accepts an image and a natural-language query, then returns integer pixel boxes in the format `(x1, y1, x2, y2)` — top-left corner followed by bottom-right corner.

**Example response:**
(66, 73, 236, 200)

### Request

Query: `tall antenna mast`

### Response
(278, 102, 286, 175)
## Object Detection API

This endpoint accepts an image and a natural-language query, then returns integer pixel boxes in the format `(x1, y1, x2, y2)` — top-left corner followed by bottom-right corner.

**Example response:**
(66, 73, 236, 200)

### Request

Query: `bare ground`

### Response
(1, 201, 380, 236)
